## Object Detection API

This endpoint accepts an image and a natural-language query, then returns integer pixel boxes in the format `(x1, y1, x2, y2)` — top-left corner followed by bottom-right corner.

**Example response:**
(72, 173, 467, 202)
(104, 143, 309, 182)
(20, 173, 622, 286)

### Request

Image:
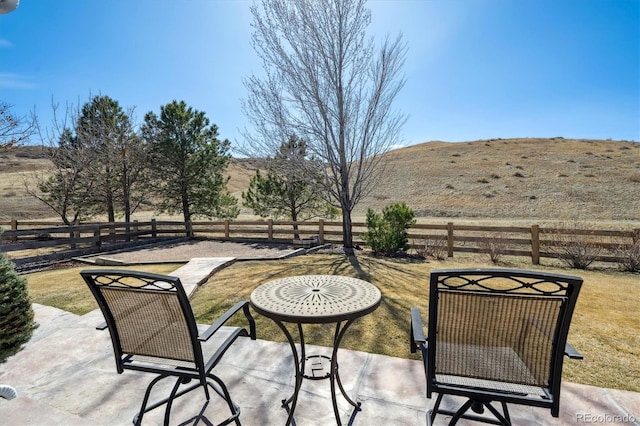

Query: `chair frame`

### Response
(81, 269, 256, 426)
(411, 268, 583, 425)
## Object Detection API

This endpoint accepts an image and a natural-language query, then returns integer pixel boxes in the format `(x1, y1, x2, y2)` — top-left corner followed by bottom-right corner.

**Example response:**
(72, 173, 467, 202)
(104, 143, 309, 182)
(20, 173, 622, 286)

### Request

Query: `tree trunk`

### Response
(106, 190, 115, 222)
(342, 206, 354, 253)
(124, 192, 131, 241)
(182, 193, 192, 236)
(291, 204, 300, 240)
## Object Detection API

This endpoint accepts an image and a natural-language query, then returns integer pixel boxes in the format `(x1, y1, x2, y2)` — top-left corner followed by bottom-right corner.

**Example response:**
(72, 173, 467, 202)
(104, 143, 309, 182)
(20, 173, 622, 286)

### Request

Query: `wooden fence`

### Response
(1, 219, 638, 267)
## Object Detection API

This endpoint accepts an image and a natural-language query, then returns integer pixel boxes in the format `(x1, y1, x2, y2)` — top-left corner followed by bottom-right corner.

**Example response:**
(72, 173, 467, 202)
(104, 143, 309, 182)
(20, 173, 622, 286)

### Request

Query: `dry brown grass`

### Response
(366, 138, 640, 223)
(25, 263, 184, 315)
(188, 253, 640, 393)
(22, 253, 639, 392)
(2, 139, 639, 224)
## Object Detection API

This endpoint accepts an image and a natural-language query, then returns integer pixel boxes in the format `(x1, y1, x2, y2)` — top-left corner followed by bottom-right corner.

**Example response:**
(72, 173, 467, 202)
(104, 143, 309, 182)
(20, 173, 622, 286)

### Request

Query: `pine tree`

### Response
(0, 253, 34, 362)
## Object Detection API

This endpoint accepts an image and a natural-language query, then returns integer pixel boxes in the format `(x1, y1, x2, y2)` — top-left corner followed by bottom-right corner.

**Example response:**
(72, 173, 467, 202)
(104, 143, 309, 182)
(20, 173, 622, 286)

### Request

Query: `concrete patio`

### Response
(0, 303, 638, 426)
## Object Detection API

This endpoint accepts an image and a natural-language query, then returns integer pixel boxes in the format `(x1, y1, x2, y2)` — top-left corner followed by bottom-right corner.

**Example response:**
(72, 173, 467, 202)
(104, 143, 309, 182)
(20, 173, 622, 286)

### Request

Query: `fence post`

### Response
(94, 226, 101, 248)
(151, 219, 157, 238)
(447, 222, 454, 258)
(318, 219, 324, 243)
(10, 219, 17, 242)
(186, 221, 193, 237)
(633, 229, 640, 244)
(10, 219, 17, 231)
(531, 224, 540, 265)
(268, 219, 273, 241)
(132, 220, 138, 242)
(70, 224, 77, 250)
(225, 220, 230, 239)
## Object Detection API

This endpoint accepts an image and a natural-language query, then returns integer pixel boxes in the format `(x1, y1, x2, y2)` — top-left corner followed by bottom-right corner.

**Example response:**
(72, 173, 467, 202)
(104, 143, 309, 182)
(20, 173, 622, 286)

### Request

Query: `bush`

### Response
(612, 239, 640, 273)
(0, 253, 34, 362)
(480, 233, 508, 264)
(414, 237, 447, 260)
(362, 203, 416, 255)
(546, 225, 603, 270)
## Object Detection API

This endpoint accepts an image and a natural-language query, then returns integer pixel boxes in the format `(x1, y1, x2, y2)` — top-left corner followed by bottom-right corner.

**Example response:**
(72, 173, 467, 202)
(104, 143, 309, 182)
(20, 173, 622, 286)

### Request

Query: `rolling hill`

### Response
(1, 138, 639, 223)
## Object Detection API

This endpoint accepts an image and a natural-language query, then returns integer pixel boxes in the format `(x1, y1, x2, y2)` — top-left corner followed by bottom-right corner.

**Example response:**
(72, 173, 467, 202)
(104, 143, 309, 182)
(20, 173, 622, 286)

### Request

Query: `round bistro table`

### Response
(250, 275, 382, 426)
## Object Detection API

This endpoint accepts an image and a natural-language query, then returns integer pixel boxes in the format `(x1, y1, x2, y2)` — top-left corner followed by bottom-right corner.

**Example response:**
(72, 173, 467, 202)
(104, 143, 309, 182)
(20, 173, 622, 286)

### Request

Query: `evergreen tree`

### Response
(142, 100, 239, 227)
(0, 254, 34, 362)
(243, 135, 337, 239)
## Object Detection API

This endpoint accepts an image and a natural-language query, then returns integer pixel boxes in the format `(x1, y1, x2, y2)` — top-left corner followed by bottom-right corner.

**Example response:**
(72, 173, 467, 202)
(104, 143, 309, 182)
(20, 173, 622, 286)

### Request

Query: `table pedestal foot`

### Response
(275, 319, 363, 426)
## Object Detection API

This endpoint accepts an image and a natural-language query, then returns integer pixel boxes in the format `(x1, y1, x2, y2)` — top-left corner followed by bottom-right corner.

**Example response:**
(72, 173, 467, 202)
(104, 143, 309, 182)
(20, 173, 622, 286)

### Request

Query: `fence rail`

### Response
(1, 218, 638, 266)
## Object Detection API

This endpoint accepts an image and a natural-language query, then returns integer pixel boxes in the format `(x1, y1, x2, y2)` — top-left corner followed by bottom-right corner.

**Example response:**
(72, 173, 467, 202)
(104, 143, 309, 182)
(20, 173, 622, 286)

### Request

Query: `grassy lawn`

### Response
(24, 254, 639, 393)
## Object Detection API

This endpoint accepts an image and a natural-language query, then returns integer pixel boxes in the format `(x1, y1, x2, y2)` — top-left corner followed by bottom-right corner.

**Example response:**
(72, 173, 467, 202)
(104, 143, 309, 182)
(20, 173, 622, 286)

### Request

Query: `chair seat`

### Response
(128, 325, 244, 371)
(436, 343, 541, 388)
(436, 375, 549, 399)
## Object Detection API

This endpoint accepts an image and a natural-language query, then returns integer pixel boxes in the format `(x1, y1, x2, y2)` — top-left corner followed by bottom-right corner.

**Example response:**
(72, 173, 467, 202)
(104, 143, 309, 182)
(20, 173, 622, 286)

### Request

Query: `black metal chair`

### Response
(410, 268, 583, 425)
(81, 269, 256, 426)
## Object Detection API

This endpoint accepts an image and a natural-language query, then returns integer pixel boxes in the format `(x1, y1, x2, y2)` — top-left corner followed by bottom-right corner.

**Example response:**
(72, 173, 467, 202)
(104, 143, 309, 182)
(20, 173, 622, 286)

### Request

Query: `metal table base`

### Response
(276, 319, 361, 426)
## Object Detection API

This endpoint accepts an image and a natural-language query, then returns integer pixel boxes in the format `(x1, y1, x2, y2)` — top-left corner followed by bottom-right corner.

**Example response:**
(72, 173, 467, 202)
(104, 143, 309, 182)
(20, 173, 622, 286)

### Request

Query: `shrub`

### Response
(612, 239, 640, 273)
(362, 203, 416, 255)
(414, 237, 447, 260)
(0, 253, 35, 362)
(480, 233, 508, 264)
(546, 225, 603, 270)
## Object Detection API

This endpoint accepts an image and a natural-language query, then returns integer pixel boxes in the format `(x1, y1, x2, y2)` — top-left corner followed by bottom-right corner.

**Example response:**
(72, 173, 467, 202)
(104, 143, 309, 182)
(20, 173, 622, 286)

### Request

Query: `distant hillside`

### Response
(359, 138, 639, 222)
(1, 139, 639, 222)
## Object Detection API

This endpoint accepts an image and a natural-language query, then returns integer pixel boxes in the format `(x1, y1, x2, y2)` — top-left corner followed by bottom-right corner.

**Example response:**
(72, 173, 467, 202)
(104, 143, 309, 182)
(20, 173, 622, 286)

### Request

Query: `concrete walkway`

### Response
(88, 256, 237, 297)
(168, 257, 236, 297)
(0, 304, 638, 426)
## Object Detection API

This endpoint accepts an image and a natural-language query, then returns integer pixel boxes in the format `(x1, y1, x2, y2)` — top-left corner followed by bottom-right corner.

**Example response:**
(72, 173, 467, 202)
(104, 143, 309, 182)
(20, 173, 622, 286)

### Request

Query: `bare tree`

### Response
(27, 97, 148, 225)
(77, 96, 148, 223)
(26, 101, 100, 224)
(0, 101, 36, 150)
(242, 0, 407, 251)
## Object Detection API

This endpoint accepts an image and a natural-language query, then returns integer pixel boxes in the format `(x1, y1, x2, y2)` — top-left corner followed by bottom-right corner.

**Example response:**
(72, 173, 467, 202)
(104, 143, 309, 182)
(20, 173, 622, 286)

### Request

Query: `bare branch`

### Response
(241, 0, 407, 249)
(0, 102, 37, 150)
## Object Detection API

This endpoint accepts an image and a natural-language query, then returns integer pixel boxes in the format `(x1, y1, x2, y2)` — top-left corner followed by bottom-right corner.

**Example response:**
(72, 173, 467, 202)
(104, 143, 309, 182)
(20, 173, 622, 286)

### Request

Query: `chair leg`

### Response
(430, 396, 511, 426)
(133, 374, 171, 426)
(483, 401, 511, 425)
(427, 393, 444, 425)
(448, 398, 476, 425)
(207, 373, 241, 426)
(163, 377, 186, 426)
(132, 372, 240, 426)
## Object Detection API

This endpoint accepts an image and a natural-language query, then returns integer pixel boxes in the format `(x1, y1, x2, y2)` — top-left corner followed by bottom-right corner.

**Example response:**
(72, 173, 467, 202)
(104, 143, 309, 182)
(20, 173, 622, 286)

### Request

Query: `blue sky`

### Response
(1, 0, 638, 149)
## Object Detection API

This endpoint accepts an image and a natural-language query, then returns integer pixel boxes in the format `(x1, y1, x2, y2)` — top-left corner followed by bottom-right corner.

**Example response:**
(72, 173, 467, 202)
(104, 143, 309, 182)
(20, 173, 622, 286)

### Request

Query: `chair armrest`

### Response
(410, 307, 427, 353)
(96, 322, 108, 330)
(564, 342, 583, 360)
(199, 301, 256, 341)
